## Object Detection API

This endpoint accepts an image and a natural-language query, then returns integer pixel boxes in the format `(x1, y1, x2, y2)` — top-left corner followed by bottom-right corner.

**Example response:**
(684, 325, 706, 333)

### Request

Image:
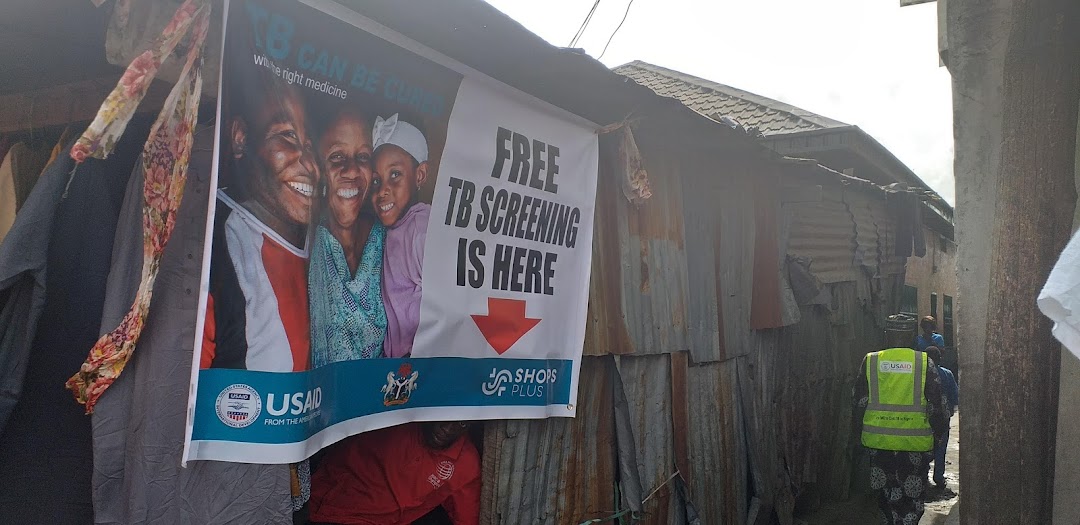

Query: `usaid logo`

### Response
(215, 384, 262, 428)
(879, 361, 914, 374)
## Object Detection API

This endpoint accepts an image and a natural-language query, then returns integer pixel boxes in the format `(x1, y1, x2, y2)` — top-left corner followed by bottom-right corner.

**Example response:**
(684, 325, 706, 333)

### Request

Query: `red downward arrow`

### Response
(471, 298, 541, 355)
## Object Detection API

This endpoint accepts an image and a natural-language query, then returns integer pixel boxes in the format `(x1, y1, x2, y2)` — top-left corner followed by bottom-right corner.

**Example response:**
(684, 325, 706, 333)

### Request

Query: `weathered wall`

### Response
(904, 225, 958, 322)
(481, 112, 908, 524)
(904, 223, 959, 371)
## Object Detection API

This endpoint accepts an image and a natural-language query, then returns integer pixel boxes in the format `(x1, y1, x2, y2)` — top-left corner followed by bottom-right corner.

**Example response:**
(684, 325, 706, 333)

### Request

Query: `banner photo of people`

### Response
(183, 0, 599, 464)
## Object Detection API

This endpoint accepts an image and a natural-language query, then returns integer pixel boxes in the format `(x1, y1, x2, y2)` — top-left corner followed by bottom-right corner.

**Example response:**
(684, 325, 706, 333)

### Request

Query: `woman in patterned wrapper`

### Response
(308, 107, 388, 367)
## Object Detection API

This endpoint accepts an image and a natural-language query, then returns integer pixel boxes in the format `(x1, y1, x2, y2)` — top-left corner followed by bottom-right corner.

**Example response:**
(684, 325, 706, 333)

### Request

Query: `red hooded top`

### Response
(309, 423, 480, 525)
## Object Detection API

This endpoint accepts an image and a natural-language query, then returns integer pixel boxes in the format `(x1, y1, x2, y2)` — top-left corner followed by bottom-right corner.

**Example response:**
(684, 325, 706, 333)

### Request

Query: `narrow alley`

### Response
(921, 414, 960, 525)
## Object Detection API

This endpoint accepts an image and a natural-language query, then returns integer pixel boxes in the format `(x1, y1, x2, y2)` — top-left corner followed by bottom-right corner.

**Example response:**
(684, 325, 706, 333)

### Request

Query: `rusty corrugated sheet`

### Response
(584, 138, 636, 357)
(872, 203, 907, 276)
(785, 192, 860, 283)
(617, 354, 684, 524)
(844, 188, 907, 278)
(615, 132, 690, 355)
(680, 158, 754, 363)
(480, 357, 616, 524)
(686, 359, 748, 524)
(751, 172, 786, 329)
(847, 190, 886, 276)
(773, 296, 860, 504)
(584, 134, 689, 357)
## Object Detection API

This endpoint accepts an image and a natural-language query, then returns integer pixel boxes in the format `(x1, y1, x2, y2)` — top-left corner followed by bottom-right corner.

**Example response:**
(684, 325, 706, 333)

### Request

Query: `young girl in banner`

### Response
(370, 113, 430, 358)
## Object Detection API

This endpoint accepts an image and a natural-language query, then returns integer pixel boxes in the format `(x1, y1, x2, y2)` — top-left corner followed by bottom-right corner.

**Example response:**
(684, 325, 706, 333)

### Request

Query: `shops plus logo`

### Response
(482, 369, 513, 396)
(481, 367, 558, 398)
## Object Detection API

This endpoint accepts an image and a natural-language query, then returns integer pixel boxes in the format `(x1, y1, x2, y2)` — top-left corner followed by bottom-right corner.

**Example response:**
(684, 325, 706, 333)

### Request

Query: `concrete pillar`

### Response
(1052, 104, 1080, 525)
(948, 0, 1080, 522)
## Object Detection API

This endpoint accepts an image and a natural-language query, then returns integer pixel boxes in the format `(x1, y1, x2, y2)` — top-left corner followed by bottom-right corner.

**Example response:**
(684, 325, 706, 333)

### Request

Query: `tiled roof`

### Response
(613, 61, 848, 135)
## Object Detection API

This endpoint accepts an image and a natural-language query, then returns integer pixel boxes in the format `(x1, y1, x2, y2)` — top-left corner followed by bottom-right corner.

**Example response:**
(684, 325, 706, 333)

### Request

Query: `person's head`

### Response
(317, 109, 374, 232)
(921, 316, 937, 335)
(926, 345, 942, 364)
(370, 114, 429, 227)
(228, 80, 318, 228)
(422, 421, 470, 450)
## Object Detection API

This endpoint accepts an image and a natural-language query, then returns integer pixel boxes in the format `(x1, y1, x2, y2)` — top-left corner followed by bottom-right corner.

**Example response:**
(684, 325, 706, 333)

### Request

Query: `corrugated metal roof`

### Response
(614, 61, 848, 136)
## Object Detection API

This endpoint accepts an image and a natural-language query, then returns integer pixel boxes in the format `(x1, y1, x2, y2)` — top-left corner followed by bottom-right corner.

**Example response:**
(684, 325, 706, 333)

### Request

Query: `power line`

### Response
(597, 0, 635, 60)
(568, 0, 602, 48)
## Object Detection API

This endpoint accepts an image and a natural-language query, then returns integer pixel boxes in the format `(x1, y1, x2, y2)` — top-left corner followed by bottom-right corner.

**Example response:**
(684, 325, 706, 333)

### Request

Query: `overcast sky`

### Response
(483, 0, 955, 204)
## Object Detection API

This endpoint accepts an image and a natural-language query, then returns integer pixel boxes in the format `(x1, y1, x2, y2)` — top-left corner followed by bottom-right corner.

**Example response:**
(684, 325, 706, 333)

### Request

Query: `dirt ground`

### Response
(919, 413, 960, 525)
(796, 414, 961, 525)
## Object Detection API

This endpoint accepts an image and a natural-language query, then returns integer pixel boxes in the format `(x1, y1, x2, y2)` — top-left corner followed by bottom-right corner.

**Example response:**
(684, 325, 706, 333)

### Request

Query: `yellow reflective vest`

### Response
(861, 348, 933, 452)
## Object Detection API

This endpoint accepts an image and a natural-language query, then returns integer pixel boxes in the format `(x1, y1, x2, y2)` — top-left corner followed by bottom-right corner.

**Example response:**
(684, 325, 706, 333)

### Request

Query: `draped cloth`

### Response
(66, 0, 211, 413)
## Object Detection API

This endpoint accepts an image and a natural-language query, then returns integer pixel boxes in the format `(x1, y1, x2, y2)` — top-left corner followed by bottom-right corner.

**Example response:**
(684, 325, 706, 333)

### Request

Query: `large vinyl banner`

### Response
(183, 0, 598, 463)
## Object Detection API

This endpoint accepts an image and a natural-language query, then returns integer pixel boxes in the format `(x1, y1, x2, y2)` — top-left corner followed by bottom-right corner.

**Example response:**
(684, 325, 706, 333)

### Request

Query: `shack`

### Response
(0, 1, 916, 524)
(615, 61, 958, 373)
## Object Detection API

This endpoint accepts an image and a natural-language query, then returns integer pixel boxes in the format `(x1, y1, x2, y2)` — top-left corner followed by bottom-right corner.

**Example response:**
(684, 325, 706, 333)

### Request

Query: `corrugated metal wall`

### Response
(480, 122, 908, 525)
(481, 357, 617, 524)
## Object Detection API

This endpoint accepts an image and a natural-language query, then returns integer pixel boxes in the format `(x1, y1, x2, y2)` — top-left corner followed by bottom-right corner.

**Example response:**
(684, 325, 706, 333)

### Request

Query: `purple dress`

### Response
(382, 202, 429, 358)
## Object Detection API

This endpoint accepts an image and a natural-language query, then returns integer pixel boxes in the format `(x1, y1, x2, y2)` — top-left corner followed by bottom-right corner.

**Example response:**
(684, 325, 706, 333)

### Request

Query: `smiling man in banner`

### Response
(200, 71, 318, 374)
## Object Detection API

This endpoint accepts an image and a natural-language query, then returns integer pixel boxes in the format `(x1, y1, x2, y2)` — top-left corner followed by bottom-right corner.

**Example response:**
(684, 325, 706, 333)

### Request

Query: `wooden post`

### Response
(949, 0, 1080, 522)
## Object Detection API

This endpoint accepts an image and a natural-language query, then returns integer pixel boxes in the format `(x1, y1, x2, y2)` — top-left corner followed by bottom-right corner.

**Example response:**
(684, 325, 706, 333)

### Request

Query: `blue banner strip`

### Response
(192, 357, 573, 443)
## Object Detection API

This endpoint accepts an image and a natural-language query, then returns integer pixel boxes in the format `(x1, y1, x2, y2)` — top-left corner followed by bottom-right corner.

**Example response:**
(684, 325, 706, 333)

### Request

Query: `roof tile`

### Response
(613, 61, 849, 135)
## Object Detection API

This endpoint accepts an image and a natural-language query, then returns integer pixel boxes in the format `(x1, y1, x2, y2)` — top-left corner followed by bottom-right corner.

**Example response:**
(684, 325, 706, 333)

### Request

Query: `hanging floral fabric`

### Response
(70, 0, 205, 164)
(66, 0, 211, 413)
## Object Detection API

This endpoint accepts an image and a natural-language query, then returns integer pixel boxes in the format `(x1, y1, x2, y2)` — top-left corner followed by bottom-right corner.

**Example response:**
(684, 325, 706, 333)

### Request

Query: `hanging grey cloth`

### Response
(0, 150, 74, 432)
(90, 126, 292, 525)
(0, 127, 148, 524)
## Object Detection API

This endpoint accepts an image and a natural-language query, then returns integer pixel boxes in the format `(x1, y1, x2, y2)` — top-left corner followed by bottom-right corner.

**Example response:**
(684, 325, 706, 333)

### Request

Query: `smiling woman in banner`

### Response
(308, 105, 388, 366)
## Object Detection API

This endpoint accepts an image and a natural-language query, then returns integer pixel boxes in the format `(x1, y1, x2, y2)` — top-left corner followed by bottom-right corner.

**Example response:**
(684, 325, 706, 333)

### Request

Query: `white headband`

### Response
(372, 113, 428, 163)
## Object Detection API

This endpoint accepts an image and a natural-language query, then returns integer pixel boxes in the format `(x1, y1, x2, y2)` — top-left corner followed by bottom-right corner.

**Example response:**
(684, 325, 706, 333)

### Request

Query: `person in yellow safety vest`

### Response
(852, 314, 949, 525)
